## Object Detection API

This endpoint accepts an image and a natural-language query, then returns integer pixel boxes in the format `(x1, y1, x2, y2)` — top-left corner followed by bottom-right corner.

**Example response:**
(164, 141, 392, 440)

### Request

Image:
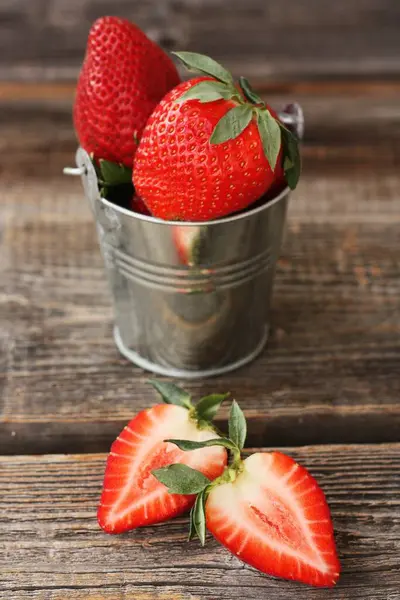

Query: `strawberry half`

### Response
(134, 52, 301, 221)
(98, 381, 228, 534)
(74, 16, 180, 168)
(206, 451, 340, 587)
(154, 401, 340, 588)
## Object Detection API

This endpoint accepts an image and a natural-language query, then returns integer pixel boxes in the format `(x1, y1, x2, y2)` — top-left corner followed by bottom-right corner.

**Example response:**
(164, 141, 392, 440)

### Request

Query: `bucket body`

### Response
(77, 148, 289, 378)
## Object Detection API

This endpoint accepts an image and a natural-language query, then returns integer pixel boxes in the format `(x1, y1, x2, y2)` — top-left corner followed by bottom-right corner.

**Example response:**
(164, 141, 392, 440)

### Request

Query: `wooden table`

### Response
(1, 81, 399, 599)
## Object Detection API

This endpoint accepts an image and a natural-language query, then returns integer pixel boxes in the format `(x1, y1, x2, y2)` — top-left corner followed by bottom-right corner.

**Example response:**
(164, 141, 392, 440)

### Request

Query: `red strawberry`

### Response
(74, 16, 180, 168)
(154, 401, 340, 588)
(205, 451, 340, 587)
(98, 381, 228, 534)
(131, 193, 151, 216)
(134, 52, 300, 221)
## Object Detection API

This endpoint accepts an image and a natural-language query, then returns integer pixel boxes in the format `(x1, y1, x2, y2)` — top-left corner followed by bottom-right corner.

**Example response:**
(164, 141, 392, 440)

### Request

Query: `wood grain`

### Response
(1, 89, 399, 454)
(1, 445, 399, 599)
(1, 0, 400, 81)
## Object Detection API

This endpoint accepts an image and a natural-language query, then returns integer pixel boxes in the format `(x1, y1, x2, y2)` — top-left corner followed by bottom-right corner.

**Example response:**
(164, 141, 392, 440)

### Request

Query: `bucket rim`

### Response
(99, 184, 290, 227)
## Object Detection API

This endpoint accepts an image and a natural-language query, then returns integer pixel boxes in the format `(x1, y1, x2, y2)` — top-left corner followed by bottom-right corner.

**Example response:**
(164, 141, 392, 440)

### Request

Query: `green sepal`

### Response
(239, 76, 264, 106)
(165, 437, 237, 452)
(90, 156, 133, 199)
(210, 105, 253, 145)
(177, 80, 237, 104)
(228, 400, 247, 450)
(173, 51, 234, 85)
(148, 380, 192, 409)
(280, 125, 301, 190)
(256, 108, 281, 172)
(190, 488, 207, 545)
(195, 393, 230, 422)
(99, 159, 132, 186)
(152, 463, 210, 495)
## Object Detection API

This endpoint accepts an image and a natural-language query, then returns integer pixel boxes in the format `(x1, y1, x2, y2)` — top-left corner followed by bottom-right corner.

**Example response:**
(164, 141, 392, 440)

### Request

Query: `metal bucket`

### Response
(72, 105, 303, 379)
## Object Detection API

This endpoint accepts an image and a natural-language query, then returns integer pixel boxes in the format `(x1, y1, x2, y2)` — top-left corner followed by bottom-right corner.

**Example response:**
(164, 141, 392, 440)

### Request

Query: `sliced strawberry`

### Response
(98, 384, 228, 534)
(205, 451, 340, 587)
(154, 400, 340, 588)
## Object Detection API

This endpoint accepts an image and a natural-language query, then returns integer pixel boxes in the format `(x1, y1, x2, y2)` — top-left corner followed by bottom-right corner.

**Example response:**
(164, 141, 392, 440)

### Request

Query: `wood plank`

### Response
(1, 0, 400, 81)
(1, 90, 399, 454)
(1, 83, 400, 168)
(1, 445, 399, 599)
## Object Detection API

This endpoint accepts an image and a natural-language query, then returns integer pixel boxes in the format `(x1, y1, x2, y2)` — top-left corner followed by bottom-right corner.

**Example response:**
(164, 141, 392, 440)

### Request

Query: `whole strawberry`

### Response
(134, 52, 300, 221)
(74, 16, 180, 168)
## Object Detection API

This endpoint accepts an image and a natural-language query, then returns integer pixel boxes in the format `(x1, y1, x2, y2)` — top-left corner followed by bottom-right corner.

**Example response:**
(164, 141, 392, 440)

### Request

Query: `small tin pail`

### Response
(72, 105, 303, 379)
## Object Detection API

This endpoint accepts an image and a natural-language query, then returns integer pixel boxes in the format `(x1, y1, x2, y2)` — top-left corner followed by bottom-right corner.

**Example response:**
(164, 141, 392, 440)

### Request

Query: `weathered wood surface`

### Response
(1, 444, 399, 599)
(1, 87, 399, 454)
(1, 0, 400, 81)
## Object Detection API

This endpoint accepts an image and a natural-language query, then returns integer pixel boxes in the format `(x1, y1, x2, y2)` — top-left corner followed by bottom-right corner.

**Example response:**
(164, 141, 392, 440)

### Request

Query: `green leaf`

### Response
(148, 380, 192, 409)
(280, 125, 301, 190)
(239, 76, 264, 106)
(256, 109, 281, 172)
(173, 51, 233, 85)
(99, 159, 132, 185)
(191, 489, 207, 545)
(210, 105, 253, 145)
(177, 81, 236, 104)
(195, 393, 230, 422)
(152, 464, 210, 495)
(228, 400, 247, 450)
(166, 437, 236, 452)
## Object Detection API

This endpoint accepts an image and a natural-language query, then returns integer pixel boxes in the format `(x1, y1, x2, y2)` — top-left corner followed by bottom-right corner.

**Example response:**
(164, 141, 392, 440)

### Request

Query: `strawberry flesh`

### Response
(98, 404, 227, 533)
(206, 451, 340, 587)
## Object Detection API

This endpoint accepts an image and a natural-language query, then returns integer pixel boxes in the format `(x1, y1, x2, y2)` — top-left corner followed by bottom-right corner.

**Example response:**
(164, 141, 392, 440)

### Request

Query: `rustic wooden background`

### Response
(1, 1, 400, 598)
(1, 0, 400, 81)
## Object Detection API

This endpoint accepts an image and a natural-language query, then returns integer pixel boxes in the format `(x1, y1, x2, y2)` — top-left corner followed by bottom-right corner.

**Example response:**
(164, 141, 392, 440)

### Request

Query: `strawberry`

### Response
(205, 451, 340, 587)
(74, 16, 180, 168)
(131, 193, 151, 216)
(134, 52, 301, 221)
(154, 401, 340, 588)
(98, 381, 228, 534)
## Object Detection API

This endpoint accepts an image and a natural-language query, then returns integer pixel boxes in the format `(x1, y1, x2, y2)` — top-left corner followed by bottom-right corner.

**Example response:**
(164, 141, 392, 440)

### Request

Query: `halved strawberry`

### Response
(206, 451, 340, 587)
(154, 401, 340, 588)
(98, 381, 228, 534)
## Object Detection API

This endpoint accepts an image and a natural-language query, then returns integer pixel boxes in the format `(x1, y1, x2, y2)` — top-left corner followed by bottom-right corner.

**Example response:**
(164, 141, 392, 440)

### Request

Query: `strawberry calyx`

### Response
(153, 399, 247, 544)
(91, 155, 133, 198)
(148, 379, 229, 432)
(173, 51, 301, 189)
